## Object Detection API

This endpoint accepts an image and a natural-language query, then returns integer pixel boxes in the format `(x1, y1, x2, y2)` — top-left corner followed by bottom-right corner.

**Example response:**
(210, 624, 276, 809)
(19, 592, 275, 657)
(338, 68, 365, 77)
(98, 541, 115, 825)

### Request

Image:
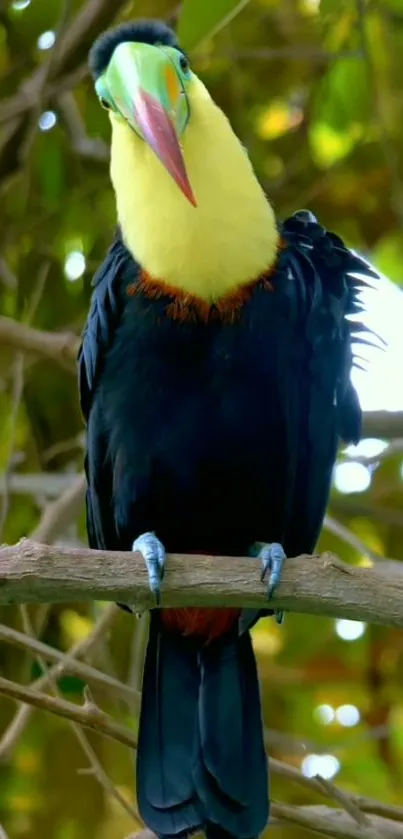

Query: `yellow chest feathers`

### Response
(109, 77, 279, 302)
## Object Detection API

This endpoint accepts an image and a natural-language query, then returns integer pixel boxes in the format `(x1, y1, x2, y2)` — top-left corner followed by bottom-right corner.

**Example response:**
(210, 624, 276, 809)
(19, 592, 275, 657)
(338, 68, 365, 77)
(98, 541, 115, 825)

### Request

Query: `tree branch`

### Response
(1, 539, 403, 627)
(0, 473, 78, 497)
(30, 473, 86, 543)
(324, 515, 382, 563)
(0, 0, 128, 119)
(0, 602, 118, 760)
(0, 65, 88, 123)
(74, 717, 140, 824)
(0, 622, 139, 706)
(57, 91, 109, 161)
(270, 757, 403, 822)
(271, 803, 403, 839)
(0, 0, 128, 183)
(18, 605, 140, 827)
(0, 675, 137, 750)
(0, 316, 79, 370)
(340, 439, 403, 465)
(362, 411, 403, 441)
(46, 0, 128, 79)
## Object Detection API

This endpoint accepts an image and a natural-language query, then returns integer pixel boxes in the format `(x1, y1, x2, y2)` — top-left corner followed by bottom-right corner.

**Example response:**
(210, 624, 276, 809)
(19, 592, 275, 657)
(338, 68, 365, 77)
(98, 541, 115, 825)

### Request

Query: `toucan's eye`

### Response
(100, 97, 111, 110)
(179, 54, 189, 73)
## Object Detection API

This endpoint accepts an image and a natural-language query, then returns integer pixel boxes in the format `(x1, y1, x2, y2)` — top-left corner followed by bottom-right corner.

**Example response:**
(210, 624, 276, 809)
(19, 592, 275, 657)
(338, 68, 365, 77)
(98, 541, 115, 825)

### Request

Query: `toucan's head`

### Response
(89, 19, 196, 206)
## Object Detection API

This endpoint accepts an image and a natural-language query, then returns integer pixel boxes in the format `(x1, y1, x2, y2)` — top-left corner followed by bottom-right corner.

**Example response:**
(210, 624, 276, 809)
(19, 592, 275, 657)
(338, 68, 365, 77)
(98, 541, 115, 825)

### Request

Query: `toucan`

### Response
(78, 18, 379, 839)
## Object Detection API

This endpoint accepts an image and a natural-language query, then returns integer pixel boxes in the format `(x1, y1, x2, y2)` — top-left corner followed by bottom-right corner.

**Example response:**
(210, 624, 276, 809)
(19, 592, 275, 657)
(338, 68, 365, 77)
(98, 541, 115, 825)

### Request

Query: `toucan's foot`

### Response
(251, 541, 286, 624)
(132, 531, 166, 605)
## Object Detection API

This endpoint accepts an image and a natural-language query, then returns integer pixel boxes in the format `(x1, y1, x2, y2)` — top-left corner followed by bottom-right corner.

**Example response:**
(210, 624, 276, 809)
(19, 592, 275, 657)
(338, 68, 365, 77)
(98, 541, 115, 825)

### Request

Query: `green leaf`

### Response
(309, 54, 371, 167)
(178, 0, 250, 52)
(320, 0, 350, 16)
(309, 121, 361, 167)
(313, 56, 371, 134)
(372, 233, 403, 286)
(36, 134, 65, 209)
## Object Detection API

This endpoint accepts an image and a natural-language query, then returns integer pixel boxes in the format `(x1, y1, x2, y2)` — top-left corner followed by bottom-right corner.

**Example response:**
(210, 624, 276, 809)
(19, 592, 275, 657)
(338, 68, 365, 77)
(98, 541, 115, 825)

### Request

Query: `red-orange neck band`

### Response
(127, 238, 286, 323)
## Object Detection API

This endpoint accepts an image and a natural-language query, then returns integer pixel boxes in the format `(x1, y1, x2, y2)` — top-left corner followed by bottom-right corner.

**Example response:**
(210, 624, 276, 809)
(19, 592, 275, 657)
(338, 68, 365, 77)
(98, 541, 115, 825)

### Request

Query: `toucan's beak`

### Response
(134, 89, 196, 206)
(99, 42, 196, 207)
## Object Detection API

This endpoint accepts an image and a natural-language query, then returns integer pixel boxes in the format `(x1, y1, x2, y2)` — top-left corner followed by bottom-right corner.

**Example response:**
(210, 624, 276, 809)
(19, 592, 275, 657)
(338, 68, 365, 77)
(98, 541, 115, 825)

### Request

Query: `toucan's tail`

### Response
(136, 614, 269, 839)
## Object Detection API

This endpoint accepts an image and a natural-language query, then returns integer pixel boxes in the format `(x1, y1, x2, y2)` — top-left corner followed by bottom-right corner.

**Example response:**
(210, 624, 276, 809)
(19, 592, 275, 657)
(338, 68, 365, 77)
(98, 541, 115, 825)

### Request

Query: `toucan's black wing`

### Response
(276, 210, 382, 556)
(240, 210, 382, 634)
(281, 209, 382, 442)
(78, 231, 139, 550)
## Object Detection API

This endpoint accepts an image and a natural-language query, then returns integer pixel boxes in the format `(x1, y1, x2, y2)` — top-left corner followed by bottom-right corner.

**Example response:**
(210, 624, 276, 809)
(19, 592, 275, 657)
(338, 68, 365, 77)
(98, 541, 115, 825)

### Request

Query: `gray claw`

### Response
(258, 542, 286, 623)
(132, 531, 166, 605)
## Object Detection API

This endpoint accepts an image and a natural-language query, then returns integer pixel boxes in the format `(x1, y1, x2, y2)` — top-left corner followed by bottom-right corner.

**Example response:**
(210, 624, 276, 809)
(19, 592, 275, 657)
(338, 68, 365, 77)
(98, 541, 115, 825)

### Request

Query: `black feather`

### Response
(196, 630, 268, 837)
(136, 614, 202, 836)
(88, 19, 181, 79)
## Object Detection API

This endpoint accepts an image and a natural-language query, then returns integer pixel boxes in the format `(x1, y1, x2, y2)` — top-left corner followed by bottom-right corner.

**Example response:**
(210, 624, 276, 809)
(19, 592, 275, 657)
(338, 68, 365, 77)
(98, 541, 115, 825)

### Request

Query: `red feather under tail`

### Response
(161, 607, 241, 643)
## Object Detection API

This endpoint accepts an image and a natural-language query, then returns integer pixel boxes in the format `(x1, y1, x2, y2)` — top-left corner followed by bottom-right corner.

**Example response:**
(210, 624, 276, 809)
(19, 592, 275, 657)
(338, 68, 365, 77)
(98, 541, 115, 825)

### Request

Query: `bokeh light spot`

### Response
(301, 754, 340, 780)
(334, 462, 371, 493)
(12, 0, 31, 9)
(37, 30, 56, 50)
(314, 704, 335, 725)
(336, 704, 361, 727)
(335, 619, 366, 641)
(38, 111, 57, 131)
(64, 251, 86, 282)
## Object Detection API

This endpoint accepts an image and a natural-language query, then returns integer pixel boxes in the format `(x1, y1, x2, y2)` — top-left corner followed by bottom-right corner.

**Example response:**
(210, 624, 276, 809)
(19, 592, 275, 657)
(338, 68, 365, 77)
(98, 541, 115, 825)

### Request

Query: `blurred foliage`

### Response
(0, 0, 403, 838)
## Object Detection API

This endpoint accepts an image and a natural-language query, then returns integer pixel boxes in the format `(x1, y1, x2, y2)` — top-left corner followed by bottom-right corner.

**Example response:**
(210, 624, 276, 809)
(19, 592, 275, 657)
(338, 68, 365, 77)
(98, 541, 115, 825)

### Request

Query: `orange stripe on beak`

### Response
(164, 64, 181, 108)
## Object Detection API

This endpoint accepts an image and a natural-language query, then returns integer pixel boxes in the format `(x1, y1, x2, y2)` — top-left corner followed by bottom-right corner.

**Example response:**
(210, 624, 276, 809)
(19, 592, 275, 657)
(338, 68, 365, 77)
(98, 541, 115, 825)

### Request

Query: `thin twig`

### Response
(19, 607, 140, 827)
(0, 65, 88, 123)
(57, 91, 109, 161)
(0, 603, 118, 760)
(271, 802, 403, 839)
(0, 473, 78, 497)
(0, 622, 140, 706)
(42, 433, 85, 465)
(270, 757, 403, 822)
(314, 776, 369, 827)
(0, 316, 79, 369)
(331, 498, 403, 530)
(74, 722, 140, 824)
(31, 473, 86, 543)
(0, 675, 137, 750)
(0, 0, 128, 184)
(324, 515, 381, 564)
